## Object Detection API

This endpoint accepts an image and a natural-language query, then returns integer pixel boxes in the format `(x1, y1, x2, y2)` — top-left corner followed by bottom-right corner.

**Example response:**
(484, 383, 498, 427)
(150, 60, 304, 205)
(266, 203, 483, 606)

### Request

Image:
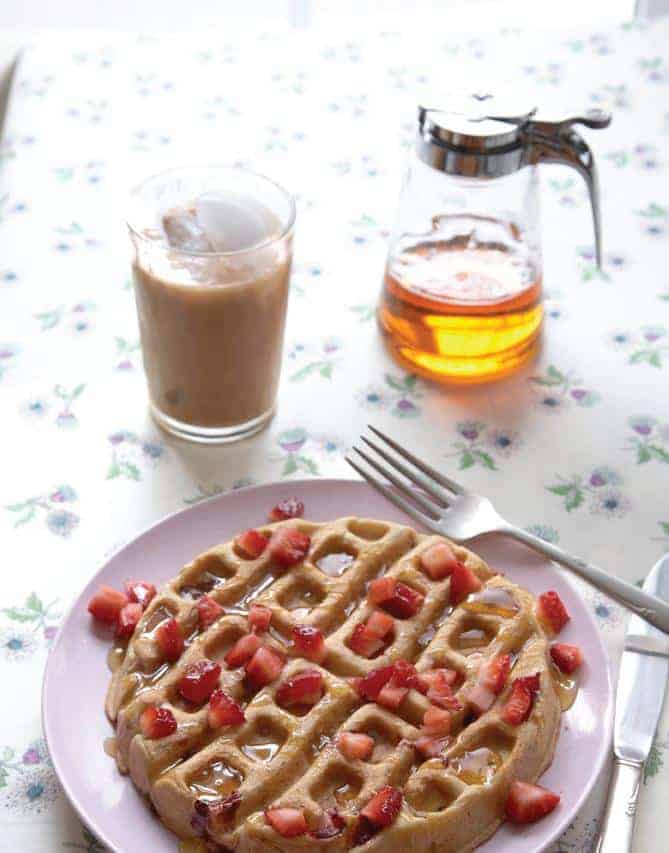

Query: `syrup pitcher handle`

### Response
(522, 108, 612, 268)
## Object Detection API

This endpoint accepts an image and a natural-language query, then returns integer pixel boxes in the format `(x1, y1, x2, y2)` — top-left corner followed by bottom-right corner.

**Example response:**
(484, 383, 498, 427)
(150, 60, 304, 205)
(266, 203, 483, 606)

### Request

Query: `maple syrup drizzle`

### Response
(316, 552, 355, 577)
(550, 664, 578, 710)
(188, 761, 243, 802)
(462, 587, 519, 618)
(107, 645, 125, 673)
(450, 747, 503, 785)
(454, 627, 493, 653)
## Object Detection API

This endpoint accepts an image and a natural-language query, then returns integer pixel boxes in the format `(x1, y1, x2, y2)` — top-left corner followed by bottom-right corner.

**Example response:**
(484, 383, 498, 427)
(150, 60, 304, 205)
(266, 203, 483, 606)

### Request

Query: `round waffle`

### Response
(105, 517, 562, 852)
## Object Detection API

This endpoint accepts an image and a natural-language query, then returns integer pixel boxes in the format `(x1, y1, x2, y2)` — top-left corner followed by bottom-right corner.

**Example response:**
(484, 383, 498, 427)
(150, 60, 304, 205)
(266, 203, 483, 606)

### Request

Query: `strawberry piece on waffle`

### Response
(155, 617, 184, 662)
(197, 595, 223, 630)
(178, 660, 221, 705)
(140, 706, 177, 739)
(337, 732, 374, 761)
(419, 542, 461, 580)
(224, 633, 261, 668)
(235, 529, 269, 559)
(276, 669, 324, 709)
(208, 689, 245, 728)
(269, 527, 311, 568)
(292, 625, 327, 663)
(245, 646, 284, 688)
(265, 807, 307, 838)
(537, 590, 570, 634)
(115, 602, 143, 640)
(124, 580, 156, 610)
(248, 604, 272, 633)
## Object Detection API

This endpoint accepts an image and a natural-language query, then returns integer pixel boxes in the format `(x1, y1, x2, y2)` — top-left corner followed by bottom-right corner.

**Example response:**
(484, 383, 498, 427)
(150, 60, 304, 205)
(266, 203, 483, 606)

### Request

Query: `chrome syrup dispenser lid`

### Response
(417, 93, 612, 266)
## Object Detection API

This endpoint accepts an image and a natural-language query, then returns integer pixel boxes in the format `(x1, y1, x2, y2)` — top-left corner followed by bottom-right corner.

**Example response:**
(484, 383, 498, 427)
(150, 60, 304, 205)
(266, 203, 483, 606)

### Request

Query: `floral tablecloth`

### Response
(1, 17, 668, 852)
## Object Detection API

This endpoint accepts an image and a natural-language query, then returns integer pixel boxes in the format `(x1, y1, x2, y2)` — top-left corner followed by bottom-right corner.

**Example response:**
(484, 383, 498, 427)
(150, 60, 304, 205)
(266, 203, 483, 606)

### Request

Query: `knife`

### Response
(596, 554, 669, 853)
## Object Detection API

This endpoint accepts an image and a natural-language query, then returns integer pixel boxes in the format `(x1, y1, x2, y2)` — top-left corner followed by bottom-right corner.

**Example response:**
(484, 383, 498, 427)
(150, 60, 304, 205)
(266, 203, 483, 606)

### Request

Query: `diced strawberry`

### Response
(140, 706, 177, 739)
(245, 646, 285, 688)
(224, 633, 261, 668)
(265, 807, 307, 838)
(268, 527, 311, 568)
(465, 682, 496, 716)
(366, 610, 395, 639)
(479, 654, 512, 695)
(197, 595, 223, 630)
(310, 809, 345, 840)
(537, 590, 570, 634)
(155, 617, 184, 662)
(377, 684, 408, 710)
(115, 602, 143, 640)
(235, 529, 270, 559)
(391, 659, 420, 690)
(88, 585, 129, 625)
(505, 780, 560, 824)
(422, 706, 452, 736)
(368, 577, 396, 606)
(348, 623, 385, 658)
(292, 625, 327, 663)
(337, 732, 374, 761)
(449, 561, 482, 605)
(550, 642, 583, 674)
(208, 688, 245, 728)
(420, 542, 461, 580)
(415, 668, 458, 694)
(248, 604, 272, 633)
(501, 675, 540, 726)
(414, 735, 451, 759)
(268, 498, 305, 522)
(124, 580, 157, 610)
(380, 582, 425, 619)
(178, 659, 222, 705)
(361, 786, 403, 828)
(354, 665, 395, 700)
(427, 670, 462, 710)
(276, 669, 323, 709)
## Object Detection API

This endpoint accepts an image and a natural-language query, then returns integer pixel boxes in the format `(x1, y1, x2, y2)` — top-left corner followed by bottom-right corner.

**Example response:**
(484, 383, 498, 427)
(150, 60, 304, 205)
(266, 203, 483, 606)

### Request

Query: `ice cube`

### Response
(195, 192, 275, 253)
(162, 207, 213, 252)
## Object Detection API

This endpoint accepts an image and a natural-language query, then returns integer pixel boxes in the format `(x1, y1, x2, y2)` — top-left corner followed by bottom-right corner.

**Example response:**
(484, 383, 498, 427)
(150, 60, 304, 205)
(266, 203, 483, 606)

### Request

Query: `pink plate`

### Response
(42, 478, 613, 852)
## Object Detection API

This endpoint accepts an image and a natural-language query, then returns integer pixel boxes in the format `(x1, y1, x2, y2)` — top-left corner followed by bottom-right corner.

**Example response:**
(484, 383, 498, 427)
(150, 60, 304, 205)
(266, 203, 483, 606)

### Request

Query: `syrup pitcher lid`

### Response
(416, 91, 612, 268)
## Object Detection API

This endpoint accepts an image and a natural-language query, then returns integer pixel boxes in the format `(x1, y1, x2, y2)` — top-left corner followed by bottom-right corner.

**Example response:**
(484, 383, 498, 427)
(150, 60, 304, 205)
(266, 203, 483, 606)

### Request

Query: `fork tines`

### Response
(346, 425, 466, 528)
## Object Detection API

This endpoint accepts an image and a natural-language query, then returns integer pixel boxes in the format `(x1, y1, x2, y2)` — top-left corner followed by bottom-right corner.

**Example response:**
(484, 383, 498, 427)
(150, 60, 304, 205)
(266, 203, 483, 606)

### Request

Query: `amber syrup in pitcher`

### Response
(378, 214, 543, 383)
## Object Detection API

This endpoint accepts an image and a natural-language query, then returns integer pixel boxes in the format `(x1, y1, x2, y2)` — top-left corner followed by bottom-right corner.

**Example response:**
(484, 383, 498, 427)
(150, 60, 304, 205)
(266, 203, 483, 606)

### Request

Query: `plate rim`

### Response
(42, 476, 614, 853)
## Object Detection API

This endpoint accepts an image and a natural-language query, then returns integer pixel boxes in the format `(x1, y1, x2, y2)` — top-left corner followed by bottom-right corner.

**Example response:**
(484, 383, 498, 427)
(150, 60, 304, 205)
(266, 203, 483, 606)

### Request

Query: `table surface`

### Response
(0, 18, 667, 852)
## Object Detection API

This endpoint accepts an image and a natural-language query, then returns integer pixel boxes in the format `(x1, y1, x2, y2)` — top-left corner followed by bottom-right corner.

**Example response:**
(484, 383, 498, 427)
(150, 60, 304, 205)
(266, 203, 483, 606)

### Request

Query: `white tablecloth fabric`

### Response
(0, 18, 668, 851)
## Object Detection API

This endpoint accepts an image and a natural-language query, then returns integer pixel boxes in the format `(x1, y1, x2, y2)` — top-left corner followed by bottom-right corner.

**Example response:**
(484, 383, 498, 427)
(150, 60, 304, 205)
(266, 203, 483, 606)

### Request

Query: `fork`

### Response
(346, 425, 669, 636)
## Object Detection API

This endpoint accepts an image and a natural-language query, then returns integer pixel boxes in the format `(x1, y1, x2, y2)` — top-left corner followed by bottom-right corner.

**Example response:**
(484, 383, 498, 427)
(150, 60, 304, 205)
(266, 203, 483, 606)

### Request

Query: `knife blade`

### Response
(596, 554, 669, 853)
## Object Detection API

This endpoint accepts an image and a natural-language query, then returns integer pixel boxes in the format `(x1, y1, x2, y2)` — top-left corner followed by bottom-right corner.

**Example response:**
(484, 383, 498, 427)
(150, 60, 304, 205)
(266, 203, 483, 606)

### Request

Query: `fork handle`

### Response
(502, 526, 669, 634)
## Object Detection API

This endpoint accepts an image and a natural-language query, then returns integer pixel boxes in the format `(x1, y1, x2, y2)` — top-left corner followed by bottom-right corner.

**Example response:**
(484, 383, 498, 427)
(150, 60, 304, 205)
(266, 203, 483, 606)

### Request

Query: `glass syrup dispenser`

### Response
(378, 93, 611, 383)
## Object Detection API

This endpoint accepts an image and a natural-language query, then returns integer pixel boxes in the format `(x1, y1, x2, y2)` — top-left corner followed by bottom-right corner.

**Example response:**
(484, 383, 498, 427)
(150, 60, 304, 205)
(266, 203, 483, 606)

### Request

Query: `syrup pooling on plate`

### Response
(93, 515, 575, 850)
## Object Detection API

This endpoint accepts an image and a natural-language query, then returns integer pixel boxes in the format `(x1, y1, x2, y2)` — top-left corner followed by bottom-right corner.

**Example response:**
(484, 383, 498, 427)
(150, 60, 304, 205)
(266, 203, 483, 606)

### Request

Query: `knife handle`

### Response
(596, 758, 644, 853)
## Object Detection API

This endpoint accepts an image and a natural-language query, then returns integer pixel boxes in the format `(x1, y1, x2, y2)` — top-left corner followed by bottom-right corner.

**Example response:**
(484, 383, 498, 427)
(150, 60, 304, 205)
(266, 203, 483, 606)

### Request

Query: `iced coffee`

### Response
(127, 168, 295, 443)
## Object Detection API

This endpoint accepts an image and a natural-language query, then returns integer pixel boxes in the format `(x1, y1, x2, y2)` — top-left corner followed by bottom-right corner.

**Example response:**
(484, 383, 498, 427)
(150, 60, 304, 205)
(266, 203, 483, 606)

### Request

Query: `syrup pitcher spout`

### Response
(521, 109, 612, 269)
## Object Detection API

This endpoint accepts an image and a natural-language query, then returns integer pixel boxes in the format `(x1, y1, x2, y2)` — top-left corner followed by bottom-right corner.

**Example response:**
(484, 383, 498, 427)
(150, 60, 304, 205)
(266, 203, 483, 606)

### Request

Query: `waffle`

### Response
(105, 517, 562, 852)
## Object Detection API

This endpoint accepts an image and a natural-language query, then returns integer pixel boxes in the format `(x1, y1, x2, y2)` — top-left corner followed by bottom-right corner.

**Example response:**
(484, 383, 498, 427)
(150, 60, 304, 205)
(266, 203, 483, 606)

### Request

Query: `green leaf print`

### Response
(282, 457, 298, 477)
(385, 374, 407, 392)
(300, 456, 320, 475)
(637, 445, 652, 464)
(565, 489, 584, 512)
(547, 484, 573, 496)
(644, 742, 664, 783)
(121, 462, 141, 481)
(459, 451, 475, 470)
(650, 445, 669, 463)
(0, 766, 8, 789)
(474, 450, 497, 470)
(660, 522, 669, 535)
(106, 462, 121, 479)
(25, 592, 43, 613)
(1, 607, 35, 622)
